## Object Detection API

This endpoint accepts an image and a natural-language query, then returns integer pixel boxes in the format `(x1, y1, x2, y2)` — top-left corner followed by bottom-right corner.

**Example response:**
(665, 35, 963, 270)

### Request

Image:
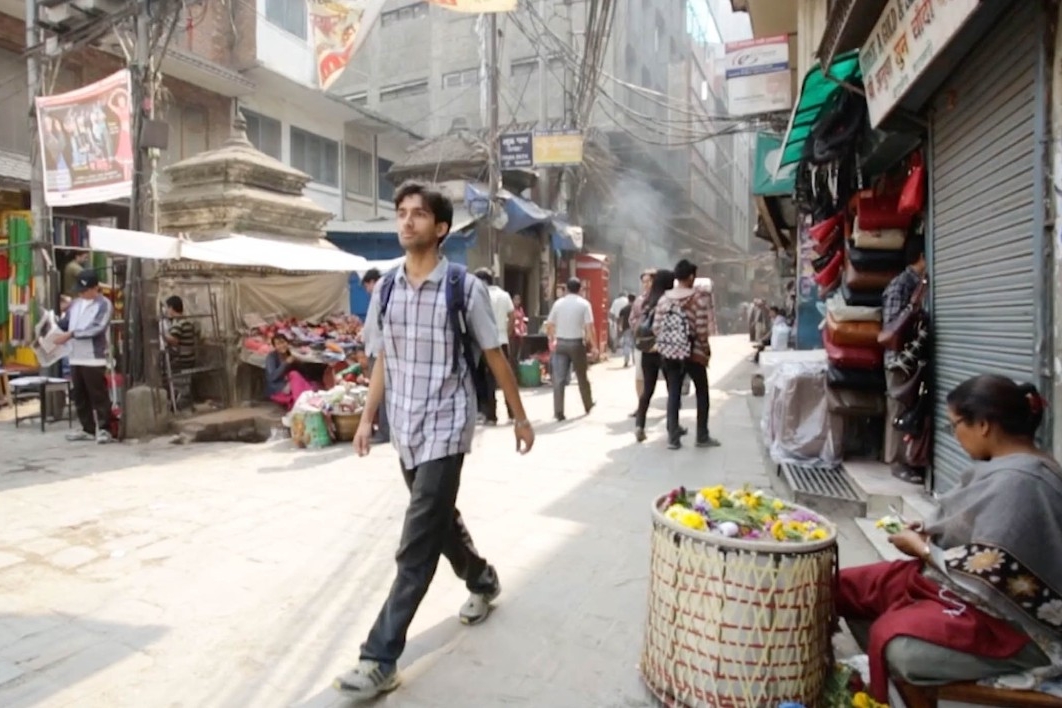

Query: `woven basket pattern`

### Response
(640, 512, 837, 707)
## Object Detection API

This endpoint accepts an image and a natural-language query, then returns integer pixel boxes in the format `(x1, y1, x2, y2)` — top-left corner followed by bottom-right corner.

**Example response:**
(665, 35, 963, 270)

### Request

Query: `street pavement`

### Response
(0, 335, 877, 708)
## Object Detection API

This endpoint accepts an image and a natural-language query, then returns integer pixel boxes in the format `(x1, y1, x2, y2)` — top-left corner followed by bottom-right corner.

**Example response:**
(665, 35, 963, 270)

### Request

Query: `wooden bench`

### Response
(896, 679, 1062, 708)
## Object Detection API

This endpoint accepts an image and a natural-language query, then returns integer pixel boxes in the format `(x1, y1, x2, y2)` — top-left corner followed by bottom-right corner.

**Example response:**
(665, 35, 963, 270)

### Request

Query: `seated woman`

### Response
(838, 374, 1060, 701)
(264, 335, 321, 410)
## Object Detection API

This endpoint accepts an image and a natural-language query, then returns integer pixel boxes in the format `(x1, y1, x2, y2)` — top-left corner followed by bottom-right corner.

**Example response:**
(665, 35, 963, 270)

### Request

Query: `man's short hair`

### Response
(475, 268, 494, 286)
(394, 181, 454, 240)
(905, 232, 925, 266)
(674, 259, 697, 282)
(362, 268, 382, 285)
(566, 277, 582, 294)
(165, 295, 184, 314)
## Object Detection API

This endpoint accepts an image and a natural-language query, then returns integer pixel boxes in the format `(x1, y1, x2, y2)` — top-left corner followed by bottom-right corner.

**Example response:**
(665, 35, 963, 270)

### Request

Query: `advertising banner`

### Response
(532, 130, 583, 166)
(753, 132, 796, 196)
(309, 0, 386, 91)
(724, 35, 792, 116)
(35, 69, 133, 207)
(429, 0, 517, 11)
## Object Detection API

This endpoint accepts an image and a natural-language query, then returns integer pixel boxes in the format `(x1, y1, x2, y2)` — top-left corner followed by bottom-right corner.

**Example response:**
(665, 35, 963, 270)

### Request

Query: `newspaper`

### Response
(30, 310, 72, 367)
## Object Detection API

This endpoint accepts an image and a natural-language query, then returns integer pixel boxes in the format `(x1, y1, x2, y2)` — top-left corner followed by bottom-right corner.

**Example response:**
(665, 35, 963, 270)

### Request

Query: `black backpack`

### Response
(635, 301, 657, 353)
(377, 262, 489, 403)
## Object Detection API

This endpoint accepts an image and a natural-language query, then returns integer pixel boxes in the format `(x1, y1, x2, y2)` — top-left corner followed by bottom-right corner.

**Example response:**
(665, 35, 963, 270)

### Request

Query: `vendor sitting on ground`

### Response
(264, 334, 322, 410)
(837, 374, 1060, 702)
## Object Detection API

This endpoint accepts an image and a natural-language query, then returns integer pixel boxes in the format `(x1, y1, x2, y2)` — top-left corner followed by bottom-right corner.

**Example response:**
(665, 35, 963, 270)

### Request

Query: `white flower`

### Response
(1037, 599, 1062, 626)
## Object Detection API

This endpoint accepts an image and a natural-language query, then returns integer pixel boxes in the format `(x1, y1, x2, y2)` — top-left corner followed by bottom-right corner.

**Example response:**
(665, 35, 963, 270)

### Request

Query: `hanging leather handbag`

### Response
(826, 364, 886, 392)
(841, 282, 883, 308)
(810, 213, 843, 243)
(819, 270, 843, 299)
(887, 361, 928, 407)
(826, 292, 881, 323)
(825, 312, 881, 347)
(812, 244, 842, 272)
(847, 245, 906, 272)
(898, 151, 926, 217)
(905, 421, 932, 468)
(813, 223, 843, 255)
(814, 249, 845, 287)
(878, 277, 928, 350)
(823, 332, 884, 370)
(854, 181, 912, 231)
(893, 384, 931, 433)
(827, 386, 886, 416)
(844, 259, 899, 292)
(850, 217, 906, 250)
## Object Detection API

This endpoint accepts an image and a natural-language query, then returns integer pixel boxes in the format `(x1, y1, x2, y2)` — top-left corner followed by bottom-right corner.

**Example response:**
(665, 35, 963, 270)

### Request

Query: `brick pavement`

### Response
(0, 335, 876, 708)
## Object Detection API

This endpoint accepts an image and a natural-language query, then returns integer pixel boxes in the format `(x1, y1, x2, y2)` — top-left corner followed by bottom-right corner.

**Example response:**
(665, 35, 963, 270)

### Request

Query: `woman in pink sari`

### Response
(264, 335, 318, 410)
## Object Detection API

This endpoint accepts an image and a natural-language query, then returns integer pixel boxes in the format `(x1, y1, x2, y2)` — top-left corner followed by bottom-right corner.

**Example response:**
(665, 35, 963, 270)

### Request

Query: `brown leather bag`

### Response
(825, 313, 881, 348)
(844, 259, 900, 292)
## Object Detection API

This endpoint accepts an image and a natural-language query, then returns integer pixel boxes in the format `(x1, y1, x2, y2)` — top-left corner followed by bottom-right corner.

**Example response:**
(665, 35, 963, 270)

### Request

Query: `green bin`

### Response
(517, 360, 542, 388)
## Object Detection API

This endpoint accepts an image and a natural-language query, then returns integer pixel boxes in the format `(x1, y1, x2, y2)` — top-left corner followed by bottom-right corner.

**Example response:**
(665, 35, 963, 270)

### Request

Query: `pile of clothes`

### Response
(242, 314, 364, 364)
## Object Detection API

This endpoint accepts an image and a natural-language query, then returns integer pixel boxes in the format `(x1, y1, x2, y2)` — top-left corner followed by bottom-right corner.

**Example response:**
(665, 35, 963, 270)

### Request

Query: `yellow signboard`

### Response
(532, 131, 584, 166)
(428, 0, 516, 12)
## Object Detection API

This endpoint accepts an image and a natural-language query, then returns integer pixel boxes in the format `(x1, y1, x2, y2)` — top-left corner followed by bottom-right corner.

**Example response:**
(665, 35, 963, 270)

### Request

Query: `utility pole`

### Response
(537, 0, 553, 313)
(25, 0, 48, 303)
(487, 12, 500, 276)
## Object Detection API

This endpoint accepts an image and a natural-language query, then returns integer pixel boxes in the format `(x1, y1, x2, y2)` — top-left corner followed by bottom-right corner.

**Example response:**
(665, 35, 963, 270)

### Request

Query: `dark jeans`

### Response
(480, 344, 513, 422)
(662, 359, 709, 443)
(552, 338, 593, 416)
(635, 351, 664, 430)
(360, 454, 497, 666)
(369, 356, 389, 439)
(70, 365, 110, 435)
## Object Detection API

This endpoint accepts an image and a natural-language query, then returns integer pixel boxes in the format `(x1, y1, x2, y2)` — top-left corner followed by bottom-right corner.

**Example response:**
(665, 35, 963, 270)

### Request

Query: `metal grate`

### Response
(778, 463, 861, 502)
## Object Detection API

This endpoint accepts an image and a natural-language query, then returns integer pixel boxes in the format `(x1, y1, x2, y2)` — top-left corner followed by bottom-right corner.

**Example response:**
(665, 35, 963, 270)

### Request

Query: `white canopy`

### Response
(87, 226, 370, 272)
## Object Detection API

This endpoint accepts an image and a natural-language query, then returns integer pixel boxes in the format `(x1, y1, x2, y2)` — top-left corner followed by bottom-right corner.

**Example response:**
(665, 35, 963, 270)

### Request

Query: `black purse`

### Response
(893, 382, 930, 433)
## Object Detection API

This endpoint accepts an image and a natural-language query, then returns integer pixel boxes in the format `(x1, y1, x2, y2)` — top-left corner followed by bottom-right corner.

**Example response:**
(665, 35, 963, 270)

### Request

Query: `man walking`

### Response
(55, 271, 113, 443)
(359, 268, 390, 444)
(475, 268, 515, 424)
(628, 269, 655, 417)
(655, 259, 719, 450)
(335, 182, 535, 702)
(546, 277, 596, 421)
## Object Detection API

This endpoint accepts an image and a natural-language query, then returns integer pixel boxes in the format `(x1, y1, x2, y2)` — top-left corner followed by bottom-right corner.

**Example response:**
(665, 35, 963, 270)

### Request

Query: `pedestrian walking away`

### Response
(334, 182, 535, 703)
(475, 268, 515, 425)
(633, 269, 678, 442)
(618, 293, 635, 367)
(546, 277, 596, 421)
(629, 269, 655, 416)
(57, 270, 114, 444)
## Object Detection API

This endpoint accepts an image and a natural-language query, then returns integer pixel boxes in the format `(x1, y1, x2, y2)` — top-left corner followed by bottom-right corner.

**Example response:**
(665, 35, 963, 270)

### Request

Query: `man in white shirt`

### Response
(475, 269, 514, 424)
(546, 278, 596, 421)
(609, 292, 629, 351)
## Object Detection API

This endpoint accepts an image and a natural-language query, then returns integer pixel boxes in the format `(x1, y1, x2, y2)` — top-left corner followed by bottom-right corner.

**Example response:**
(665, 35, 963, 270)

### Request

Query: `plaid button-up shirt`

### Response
(364, 258, 502, 468)
(882, 266, 921, 367)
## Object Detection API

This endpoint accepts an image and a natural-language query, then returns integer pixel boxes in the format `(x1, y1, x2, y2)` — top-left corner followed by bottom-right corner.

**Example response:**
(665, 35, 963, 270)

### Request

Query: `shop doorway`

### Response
(503, 265, 530, 304)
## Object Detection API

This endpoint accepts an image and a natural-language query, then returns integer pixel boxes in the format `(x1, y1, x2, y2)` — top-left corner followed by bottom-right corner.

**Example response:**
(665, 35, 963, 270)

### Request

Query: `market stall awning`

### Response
(466, 182, 553, 233)
(549, 217, 583, 252)
(776, 50, 862, 172)
(88, 226, 370, 272)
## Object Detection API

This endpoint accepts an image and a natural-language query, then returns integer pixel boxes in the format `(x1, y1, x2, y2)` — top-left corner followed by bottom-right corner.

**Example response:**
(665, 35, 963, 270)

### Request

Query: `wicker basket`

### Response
(331, 412, 363, 442)
(640, 494, 838, 708)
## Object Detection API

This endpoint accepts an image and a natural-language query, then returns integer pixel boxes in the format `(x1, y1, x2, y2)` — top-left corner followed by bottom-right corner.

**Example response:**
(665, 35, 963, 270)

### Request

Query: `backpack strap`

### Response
(376, 268, 398, 332)
(444, 262, 477, 376)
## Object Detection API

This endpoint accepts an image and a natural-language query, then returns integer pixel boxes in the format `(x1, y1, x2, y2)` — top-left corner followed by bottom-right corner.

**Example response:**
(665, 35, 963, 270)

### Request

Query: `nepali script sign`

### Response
(859, 0, 979, 127)
(35, 69, 133, 207)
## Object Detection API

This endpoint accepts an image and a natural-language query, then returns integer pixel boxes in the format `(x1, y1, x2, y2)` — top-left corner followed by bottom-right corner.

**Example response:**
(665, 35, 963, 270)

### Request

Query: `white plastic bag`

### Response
(760, 359, 842, 465)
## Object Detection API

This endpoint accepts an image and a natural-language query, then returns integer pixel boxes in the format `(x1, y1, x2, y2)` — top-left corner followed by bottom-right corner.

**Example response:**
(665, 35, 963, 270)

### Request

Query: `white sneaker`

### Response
(332, 660, 400, 702)
(66, 430, 94, 442)
(95, 430, 114, 444)
(459, 583, 501, 625)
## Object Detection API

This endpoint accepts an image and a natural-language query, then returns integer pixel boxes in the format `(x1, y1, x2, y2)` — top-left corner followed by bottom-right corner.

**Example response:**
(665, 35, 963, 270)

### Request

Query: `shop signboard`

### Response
(753, 132, 796, 197)
(724, 35, 792, 117)
(860, 0, 979, 127)
(35, 69, 133, 207)
(499, 132, 534, 169)
(309, 0, 385, 90)
(532, 130, 583, 166)
(429, 0, 516, 11)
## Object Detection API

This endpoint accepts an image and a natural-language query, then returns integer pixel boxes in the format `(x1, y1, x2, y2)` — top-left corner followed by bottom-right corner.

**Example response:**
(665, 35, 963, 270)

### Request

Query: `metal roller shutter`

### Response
(928, 0, 1043, 493)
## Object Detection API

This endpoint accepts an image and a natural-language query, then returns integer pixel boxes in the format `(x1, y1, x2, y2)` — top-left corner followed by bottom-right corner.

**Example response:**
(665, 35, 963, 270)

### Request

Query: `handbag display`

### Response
(887, 361, 927, 407)
(812, 248, 840, 273)
(826, 364, 885, 392)
(850, 218, 906, 250)
(847, 245, 906, 272)
(810, 213, 843, 243)
(879, 277, 928, 350)
(841, 282, 883, 308)
(854, 185, 912, 231)
(844, 259, 900, 292)
(898, 151, 926, 217)
(819, 270, 843, 299)
(823, 333, 884, 370)
(825, 313, 881, 348)
(825, 292, 881, 323)
(827, 386, 886, 416)
(905, 421, 931, 468)
(813, 224, 843, 255)
(814, 249, 844, 287)
(893, 384, 930, 433)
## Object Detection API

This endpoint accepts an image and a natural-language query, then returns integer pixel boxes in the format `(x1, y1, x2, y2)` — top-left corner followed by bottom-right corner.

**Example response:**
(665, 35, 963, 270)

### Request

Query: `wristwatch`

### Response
(514, 418, 532, 429)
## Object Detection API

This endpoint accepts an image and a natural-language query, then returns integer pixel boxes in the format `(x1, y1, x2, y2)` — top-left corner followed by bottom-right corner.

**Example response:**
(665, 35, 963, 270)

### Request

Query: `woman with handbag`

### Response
(880, 233, 928, 484)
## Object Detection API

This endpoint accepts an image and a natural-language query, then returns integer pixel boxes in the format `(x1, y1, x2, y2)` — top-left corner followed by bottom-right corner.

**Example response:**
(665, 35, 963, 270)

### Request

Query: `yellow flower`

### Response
(809, 528, 828, 540)
(852, 692, 870, 708)
(707, 496, 721, 509)
(665, 505, 706, 531)
(771, 499, 787, 511)
(963, 548, 1004, 573)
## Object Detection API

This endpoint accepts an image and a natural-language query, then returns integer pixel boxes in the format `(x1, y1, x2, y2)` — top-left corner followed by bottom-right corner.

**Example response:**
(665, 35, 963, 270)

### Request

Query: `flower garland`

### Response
(661, 485, 831, 542)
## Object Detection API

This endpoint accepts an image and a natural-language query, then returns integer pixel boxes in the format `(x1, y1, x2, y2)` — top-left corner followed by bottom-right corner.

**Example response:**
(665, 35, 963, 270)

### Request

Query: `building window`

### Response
(291, 127, 338, 187)
(265, 0, 306, 39)
(378, 158, 394, 202)
(242, 109, 282, 160)
(380, 79, 429, 102)
(345, 146, 373, 197)
(443, 68, 479, 88)
(380, 2, 428, 27)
